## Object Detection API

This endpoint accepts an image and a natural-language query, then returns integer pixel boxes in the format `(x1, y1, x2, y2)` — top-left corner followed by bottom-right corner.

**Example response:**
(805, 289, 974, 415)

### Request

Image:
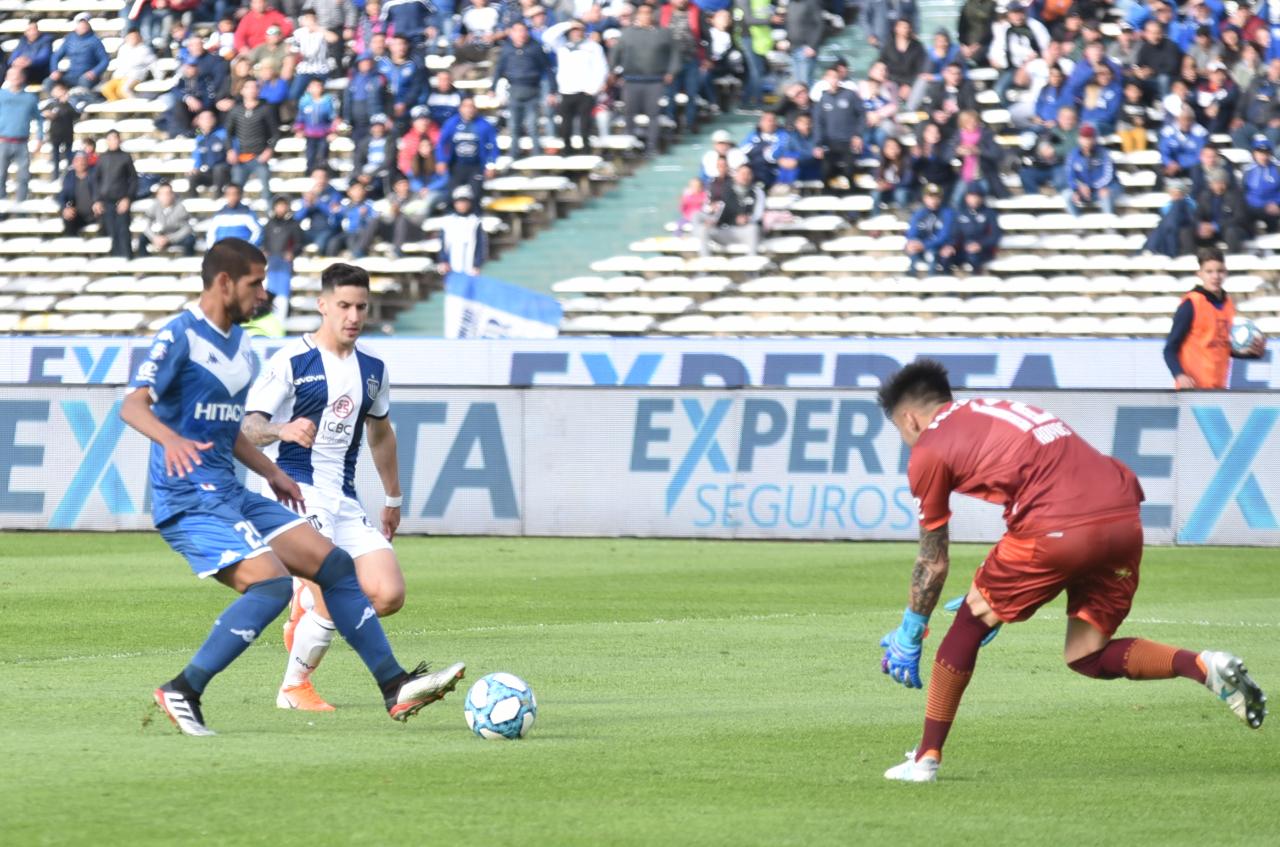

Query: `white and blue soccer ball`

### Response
(1230, 317, 1265, 356)
(464, 672, 537, 740)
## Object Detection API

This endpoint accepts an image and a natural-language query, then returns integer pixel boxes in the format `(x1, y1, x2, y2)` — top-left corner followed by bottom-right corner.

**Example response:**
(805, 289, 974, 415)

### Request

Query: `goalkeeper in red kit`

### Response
(876, 360, 1267, 783)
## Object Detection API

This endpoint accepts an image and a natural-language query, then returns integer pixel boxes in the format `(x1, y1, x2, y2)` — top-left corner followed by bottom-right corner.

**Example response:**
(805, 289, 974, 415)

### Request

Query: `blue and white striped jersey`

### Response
(245, 335, 390, 499)
(128, 304, 259, 524)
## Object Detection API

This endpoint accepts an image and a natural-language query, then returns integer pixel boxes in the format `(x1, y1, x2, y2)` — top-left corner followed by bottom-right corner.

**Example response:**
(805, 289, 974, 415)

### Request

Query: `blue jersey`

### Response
(129, 306, 259, 525)
(436, 115, 498, 166)
(246, 335, 390, 499)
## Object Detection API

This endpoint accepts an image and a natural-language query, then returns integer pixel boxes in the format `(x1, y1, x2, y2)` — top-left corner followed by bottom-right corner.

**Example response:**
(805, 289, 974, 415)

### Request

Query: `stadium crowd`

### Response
(5, 0, 1280, 290)
(683, 0, 1280, 270)
(2, 0, 842, 280)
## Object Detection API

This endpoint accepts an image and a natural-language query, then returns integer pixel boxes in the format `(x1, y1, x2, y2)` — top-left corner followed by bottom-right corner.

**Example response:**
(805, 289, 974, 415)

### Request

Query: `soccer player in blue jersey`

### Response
(242, 262, 449, 711)
(120, 238, 465, 736)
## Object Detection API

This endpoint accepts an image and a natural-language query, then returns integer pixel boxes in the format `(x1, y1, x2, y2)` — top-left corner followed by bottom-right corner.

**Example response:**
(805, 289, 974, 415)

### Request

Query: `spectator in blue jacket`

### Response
(57, 152, 98, 235)
(382, 0, 436, 47)
(426, 70, 463, 126)
(207, 184, 263, 249)
(1242, 134, 1280, 232)
(953, 185, 1001, 271)
(344, 53, 389, 142)
(295, 167, 345, 254)
(0, 67, 42, 203)
(293, 77, 339, 173)
(46, 14, 110, 91)
(7, 20, 54, 85)
(1158, 106, 1209, 178)
(1078, 64, 1123, 135)
(1065, 123, 1120, 216)
(906, 183, 957, 274)
(1062, 41, 1122, 105)
(186, 110, 231, 197)
(333, 181, 378, 257)
(740, 111, 797, 188)
(164, 38, 228, 136)
(812, 65, 866, 192)
(379, 35, 425, 133)
(780, 113, 822, 184)
(352, 114, 398, 199)
(436, 95, 499, 201)
(255, 59, 289, 115)
(495, 22, 555, 157)
(1143, 178, 1197, 257)
(1233, 58, 1280, 151)
(1031, 64, 1069, 128)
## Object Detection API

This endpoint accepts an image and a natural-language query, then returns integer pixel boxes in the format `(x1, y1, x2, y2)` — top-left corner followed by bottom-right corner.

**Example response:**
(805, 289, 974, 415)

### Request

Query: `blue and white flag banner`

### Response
(443, 273, 562, 339)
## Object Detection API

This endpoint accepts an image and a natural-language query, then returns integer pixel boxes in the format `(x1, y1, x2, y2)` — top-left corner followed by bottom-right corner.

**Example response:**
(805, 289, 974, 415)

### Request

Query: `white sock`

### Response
(296, 579, 316, 613)
(282, 610, 336, 688)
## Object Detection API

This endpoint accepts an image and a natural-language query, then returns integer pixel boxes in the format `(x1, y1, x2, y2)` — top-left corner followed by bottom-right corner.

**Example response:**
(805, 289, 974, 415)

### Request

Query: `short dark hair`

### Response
(202, 238, 266, 289)
(877, 359, 954, 418)
(1198, 246, 1225, 266)
(321, 263, 370, 292)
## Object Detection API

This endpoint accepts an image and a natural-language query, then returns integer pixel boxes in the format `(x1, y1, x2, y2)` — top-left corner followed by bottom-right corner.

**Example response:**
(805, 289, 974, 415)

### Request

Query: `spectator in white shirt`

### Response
(701, 129, 747, 182)
(289, 9, 338, 101)
(543, 20, 609, 151)
(101, 29, 156, 101)
(437, 185, 488, 276)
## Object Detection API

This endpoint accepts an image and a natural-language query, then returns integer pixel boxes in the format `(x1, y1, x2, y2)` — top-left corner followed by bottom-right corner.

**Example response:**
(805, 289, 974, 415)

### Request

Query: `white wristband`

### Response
(384, 495, 403, 508)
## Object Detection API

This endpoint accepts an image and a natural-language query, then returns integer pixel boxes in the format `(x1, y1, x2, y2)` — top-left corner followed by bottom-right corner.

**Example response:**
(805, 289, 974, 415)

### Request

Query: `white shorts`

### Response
(282, 483, 393, 561)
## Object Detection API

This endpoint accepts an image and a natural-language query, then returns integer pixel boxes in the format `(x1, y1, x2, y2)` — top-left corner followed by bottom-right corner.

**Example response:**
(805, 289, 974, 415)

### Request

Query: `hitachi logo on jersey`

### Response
(294, 374, 327, 386)
(194, 402, 245, 421)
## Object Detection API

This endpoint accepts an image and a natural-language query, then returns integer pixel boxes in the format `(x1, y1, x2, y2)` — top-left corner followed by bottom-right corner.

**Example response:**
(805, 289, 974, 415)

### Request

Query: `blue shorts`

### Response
(157, 487, 307, 578)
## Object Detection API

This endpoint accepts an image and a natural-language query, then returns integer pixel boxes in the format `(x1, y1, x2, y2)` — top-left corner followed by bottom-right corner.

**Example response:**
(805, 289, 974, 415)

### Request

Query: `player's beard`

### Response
(228, 296, 261, 324)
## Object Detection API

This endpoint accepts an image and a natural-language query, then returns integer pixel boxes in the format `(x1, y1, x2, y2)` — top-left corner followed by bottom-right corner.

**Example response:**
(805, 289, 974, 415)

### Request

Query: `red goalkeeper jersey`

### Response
(907, 398, 1144, 537)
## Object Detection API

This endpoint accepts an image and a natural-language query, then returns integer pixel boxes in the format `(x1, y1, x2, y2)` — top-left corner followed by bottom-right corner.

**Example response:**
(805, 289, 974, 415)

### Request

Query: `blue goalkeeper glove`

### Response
(880, 609, 928, 689)
(942, 596, 1002, 646)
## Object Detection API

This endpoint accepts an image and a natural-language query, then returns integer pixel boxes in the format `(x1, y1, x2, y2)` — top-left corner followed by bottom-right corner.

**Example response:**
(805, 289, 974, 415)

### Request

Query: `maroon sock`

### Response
(1069, 638, 1206, 683)
(917, 603, 995, 762)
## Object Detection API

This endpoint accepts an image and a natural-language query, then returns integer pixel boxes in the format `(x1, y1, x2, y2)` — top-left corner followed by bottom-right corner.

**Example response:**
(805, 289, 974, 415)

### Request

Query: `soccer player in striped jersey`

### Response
(242, 262, 460, 711)
(875, 360, 1266, 782)
(121, 239, 464, 736)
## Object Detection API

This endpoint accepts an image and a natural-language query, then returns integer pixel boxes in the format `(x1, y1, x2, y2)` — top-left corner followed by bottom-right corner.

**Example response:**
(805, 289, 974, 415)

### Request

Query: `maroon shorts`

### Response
(973, 516, 1143, 638)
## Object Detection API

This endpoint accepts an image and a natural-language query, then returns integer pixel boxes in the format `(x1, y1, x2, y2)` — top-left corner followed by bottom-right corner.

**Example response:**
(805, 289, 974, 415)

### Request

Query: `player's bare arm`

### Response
(366, 416, 402, 540)
(909, 523, 950, 618)
(119, 387, 212, 478)
(232, 431, 306, 512)
(241, 411, 317, 448)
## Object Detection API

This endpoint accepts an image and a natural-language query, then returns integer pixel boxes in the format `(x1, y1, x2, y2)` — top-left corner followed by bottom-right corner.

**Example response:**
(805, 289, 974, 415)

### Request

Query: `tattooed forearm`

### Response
(240, 412, 283, 447)
(909, 524, 950, 617)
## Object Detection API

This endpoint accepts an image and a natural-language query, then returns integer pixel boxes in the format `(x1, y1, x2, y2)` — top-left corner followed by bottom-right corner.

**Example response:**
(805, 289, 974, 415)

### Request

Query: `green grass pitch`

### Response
(1, 533, 1277, 846)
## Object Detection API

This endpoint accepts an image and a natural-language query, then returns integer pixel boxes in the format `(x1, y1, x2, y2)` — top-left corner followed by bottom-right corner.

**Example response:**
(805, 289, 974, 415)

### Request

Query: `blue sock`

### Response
(313, 547, 404, 687)
(183, 576, 292, 695)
